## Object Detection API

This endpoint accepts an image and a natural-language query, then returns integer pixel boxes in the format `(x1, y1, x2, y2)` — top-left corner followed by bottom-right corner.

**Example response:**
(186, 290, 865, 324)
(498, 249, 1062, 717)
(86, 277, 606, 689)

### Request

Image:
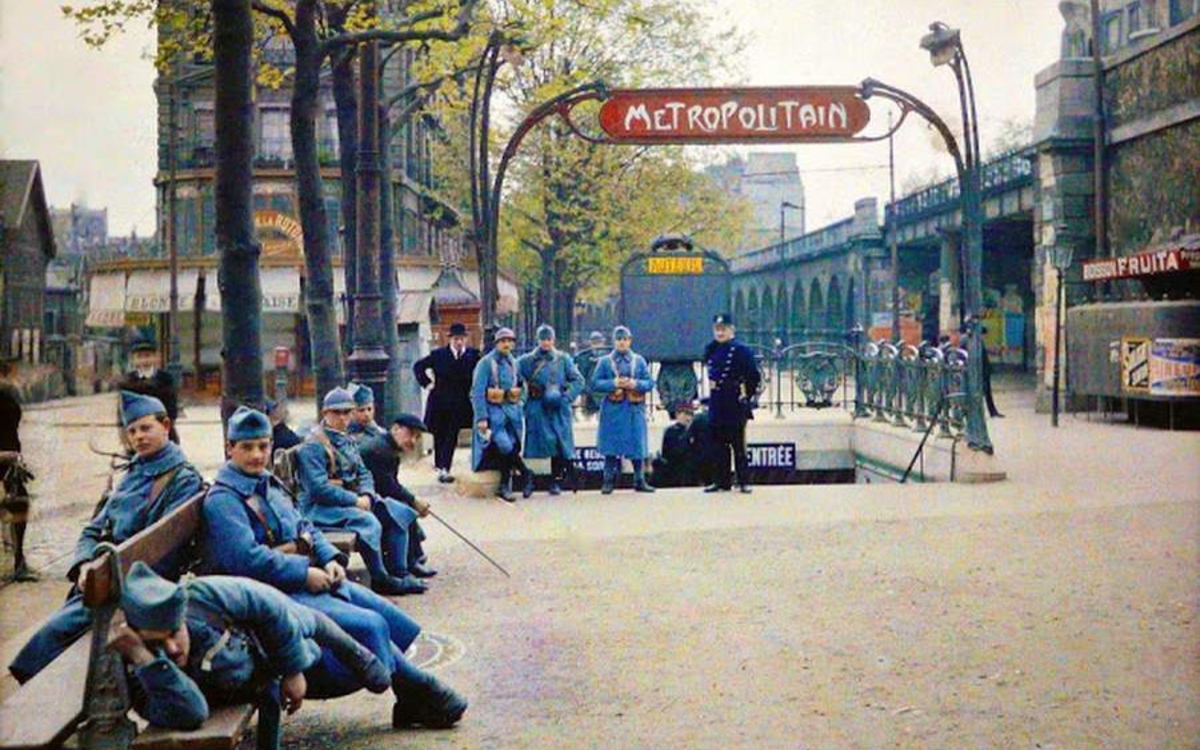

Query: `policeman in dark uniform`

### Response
(702, 313, 761, 493)
(116, 332, 180, 444)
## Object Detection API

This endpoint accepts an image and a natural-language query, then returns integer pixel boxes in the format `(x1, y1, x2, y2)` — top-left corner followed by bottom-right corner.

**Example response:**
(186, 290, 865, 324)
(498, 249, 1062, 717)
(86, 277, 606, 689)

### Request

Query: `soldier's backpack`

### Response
(273, 429, 341, 497)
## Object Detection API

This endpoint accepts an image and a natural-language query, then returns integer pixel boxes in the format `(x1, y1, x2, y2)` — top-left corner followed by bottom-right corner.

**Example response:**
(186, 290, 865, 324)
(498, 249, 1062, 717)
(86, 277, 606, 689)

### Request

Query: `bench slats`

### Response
(132, 704, 255, 750)
(0, 634, 90, 749)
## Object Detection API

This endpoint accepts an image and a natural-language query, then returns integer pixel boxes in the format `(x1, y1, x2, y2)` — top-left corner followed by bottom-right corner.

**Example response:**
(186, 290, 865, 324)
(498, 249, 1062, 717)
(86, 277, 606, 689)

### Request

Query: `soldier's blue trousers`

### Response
(8, 590, 91, 683)
(294, 581, 420, 698)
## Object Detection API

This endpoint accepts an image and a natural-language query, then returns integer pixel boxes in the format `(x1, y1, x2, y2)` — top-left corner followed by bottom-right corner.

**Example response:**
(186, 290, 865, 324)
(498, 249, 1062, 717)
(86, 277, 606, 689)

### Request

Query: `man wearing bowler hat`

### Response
(413, 322, 480, 483)
(117, 332, 181, 444)
(702, 313, 761, 493)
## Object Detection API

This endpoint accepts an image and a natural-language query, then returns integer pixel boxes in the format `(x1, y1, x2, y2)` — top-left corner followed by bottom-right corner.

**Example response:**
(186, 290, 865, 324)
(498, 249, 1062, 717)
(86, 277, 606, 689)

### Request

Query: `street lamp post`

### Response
(779, 200, 801, 246)
(1049, 226, 1074, 428)
(859, 21, 992, 453)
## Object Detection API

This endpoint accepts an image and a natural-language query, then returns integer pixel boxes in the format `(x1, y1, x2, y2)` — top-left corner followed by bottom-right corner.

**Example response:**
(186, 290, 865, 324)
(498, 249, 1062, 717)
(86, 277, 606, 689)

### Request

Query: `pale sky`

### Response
(0, 0, 1063, 235)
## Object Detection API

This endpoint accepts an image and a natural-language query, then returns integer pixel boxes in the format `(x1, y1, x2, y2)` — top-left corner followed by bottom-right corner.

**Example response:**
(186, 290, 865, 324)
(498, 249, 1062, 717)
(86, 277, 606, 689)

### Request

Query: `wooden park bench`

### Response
(0, 492, 259, 750)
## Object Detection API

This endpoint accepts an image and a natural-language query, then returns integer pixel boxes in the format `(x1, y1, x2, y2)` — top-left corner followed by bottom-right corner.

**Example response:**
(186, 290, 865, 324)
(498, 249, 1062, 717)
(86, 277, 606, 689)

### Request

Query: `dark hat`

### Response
(121, 562, 187, 632)
(536, 324, 556, 342)
(120, 390, 167, 426)
(130, 333, 158, 353)
(671, 400, 697, 414)
(448, 323, 468, 337)
(713, 313, 735, 327)
(391, 413, 428, 433)
(228, 406, 271, 441)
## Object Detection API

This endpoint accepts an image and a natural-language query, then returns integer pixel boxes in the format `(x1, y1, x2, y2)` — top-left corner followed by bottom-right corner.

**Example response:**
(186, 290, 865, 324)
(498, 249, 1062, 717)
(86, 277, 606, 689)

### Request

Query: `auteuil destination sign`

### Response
(598, 87, 871, 143)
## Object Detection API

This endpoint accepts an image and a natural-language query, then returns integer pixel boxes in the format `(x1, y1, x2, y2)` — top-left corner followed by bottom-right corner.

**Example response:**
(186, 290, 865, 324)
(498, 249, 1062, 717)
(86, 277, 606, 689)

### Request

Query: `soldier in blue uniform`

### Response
(201, 407, 466, 730)
(573, 331, 608, 417)
(8, 391, 203, 683)
(347, 383, 386, 443)
(296, 388, 425, 595)
(702, 313, 762, 493)
(470, 327, 529, 502)
(590, 326, 656, 495)
(517, 324, 584, 498)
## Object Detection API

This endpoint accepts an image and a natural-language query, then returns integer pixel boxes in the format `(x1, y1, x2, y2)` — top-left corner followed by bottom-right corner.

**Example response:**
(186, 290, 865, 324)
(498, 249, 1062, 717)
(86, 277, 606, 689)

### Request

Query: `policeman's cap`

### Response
(129, 333, 158, 353)
(712, 313, 735, 327)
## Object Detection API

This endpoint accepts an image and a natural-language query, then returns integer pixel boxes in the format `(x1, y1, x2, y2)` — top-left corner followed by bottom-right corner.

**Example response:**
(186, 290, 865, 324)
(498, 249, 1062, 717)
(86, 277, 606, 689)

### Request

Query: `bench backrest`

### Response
(80, 491, 206, 607)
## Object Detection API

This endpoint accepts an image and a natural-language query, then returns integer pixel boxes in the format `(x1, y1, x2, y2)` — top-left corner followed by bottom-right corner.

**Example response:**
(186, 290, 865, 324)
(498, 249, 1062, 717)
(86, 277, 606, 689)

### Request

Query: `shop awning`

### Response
(125, 269, 202, 313)
(85, 272, 126, 328)
(189, 266, 301, 314)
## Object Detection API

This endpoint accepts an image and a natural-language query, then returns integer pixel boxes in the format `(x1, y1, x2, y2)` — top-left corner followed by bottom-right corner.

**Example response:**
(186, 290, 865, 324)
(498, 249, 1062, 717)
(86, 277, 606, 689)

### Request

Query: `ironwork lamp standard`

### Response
(1049, 227, 1075, 428)
(779, 201, 801, 246)
(859, 20, 993, 454)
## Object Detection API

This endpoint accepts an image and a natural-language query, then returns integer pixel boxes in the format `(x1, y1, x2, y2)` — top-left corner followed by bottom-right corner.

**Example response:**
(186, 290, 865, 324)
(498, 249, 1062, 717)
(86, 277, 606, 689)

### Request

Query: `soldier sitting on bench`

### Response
(295, 388, 426, 596)
(8, 391, 203, 684)
(201, 407, 467, 730)
(109, 562, 391, 746)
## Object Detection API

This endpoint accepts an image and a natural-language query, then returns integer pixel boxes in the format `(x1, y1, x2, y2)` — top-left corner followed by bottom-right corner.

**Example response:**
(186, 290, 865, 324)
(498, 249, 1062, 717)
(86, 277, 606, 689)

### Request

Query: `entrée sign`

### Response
(598, 87, 871, 144)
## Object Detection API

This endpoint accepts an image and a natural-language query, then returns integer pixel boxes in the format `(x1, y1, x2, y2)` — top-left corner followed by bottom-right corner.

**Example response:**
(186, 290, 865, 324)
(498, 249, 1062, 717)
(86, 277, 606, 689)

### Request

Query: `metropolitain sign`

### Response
(598, 87, 871, 144)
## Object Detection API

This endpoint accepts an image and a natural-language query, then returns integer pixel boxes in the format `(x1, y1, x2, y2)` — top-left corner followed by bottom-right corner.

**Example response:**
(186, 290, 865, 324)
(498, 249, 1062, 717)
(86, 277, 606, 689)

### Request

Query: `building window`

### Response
(1103, 11, 1124, 52)
(259, 108, 291, 162)
(1170, 0, 1196, 23)
(1128, 1, 1144, 33)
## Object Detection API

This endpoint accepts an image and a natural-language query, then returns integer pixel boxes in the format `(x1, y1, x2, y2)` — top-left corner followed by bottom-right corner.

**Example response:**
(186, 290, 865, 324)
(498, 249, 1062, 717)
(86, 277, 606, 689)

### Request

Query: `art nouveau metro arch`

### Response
(485, 81, 992, 452)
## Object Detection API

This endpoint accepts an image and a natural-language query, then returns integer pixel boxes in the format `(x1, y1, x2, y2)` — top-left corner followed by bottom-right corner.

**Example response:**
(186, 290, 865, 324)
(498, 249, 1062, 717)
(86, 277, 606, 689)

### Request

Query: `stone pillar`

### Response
(938, 231, 961, 339)
(1031, 56, 1097, 411)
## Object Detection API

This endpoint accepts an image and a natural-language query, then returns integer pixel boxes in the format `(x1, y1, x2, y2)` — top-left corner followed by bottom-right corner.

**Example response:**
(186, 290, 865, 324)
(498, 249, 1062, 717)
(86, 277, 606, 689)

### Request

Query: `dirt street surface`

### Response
(2, 389, 1197, 749)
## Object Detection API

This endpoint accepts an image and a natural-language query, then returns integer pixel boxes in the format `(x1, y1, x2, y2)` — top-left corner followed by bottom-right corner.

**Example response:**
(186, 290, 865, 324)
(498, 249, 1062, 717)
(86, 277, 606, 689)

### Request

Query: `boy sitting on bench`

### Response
(8, 391, 203, 683)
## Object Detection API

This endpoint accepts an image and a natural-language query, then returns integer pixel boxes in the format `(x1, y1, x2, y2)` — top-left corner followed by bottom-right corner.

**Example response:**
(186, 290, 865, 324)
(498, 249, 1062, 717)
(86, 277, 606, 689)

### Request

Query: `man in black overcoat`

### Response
(413, 323, 480, 483)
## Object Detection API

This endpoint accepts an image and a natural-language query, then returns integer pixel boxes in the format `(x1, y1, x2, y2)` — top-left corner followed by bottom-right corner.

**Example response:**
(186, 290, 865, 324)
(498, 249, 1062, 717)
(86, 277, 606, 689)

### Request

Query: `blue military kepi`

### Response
(120, 390, 167, 426)
(713, 313, 735, 326)
(228, 406, 271, 442)
(121, 561, 187, 632)
(322, 387, 355, 411)
(612, 325, 632, 340)
(494, 327, 516, 342)
(349, 382, 374, 406)
(392, 413, 428, 432)
(536, 324, 555, 342)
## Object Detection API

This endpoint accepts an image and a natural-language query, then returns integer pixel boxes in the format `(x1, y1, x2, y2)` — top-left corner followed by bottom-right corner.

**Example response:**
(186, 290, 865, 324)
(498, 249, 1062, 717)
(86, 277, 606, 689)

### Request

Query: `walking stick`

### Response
(426, 509, 511, 578)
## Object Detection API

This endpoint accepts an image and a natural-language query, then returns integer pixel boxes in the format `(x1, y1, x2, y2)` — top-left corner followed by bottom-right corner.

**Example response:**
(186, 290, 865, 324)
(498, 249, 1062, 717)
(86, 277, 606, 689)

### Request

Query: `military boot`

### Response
(392, 670, 469, 729)
(497, 469, 515, 502)
(522, 471, 536, 499)
(309, 611, 391, 693)
(372, 573, 427, 596)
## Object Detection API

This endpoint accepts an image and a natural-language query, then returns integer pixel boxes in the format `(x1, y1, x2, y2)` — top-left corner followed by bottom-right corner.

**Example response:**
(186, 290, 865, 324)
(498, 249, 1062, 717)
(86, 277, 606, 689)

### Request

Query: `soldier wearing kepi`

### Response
(413, 322, 480, 484)
(470, 327, 528, 502)
(702, 313, 762, 494)
(347, 383, 386, 443)
(8, 391, 203, 683)
(202, 408, 466, 730)
(573, 330, 608, 418)
(591, 326, 656, 495)
(517, 324, 584, 498)
(296, 388, 426, 595)
(108, 562, 325, 739)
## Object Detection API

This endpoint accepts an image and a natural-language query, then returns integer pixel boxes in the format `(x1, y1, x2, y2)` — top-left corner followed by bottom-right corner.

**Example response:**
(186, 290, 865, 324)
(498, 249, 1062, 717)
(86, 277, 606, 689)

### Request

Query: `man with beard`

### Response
(116, 333, 180, 444)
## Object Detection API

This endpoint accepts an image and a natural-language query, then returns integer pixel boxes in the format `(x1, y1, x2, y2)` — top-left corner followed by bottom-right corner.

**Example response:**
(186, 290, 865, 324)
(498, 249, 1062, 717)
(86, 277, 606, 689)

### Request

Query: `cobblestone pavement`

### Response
(1, 388, 1197, 749)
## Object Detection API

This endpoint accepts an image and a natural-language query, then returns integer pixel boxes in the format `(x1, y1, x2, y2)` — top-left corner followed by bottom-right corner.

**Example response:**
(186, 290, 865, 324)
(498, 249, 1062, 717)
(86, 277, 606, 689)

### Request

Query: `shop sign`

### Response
(1082, 246, 1198, 282)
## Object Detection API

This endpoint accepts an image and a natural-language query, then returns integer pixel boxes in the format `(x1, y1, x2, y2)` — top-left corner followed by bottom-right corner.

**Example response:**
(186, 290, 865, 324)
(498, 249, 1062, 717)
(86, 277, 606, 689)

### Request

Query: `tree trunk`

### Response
(332, 48, 359, 353)
(379, 98, 403, 421)
(537, 249, 555, 327)
(293, 0, 343, 412)
(557, 282, 577, 343)
(212, 0, 264, 421)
